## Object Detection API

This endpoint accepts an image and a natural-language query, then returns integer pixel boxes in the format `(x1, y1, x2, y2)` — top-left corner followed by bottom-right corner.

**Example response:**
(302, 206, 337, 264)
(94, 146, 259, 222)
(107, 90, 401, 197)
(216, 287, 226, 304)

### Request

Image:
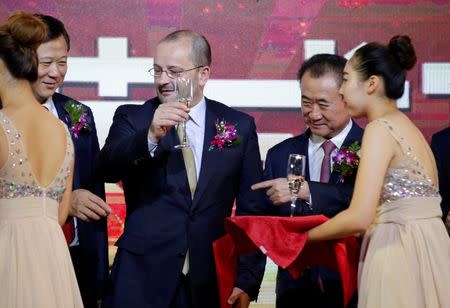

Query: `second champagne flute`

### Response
(286, 154, 306, 217)
(174, 76, 193, 149)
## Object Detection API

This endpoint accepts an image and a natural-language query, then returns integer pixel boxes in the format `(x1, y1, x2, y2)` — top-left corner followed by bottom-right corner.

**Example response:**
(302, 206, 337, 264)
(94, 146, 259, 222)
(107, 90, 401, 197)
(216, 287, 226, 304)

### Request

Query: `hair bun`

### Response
(7, 11, 47, 48)
(0, 11, 47, 81)
(388, 35, 417, 71)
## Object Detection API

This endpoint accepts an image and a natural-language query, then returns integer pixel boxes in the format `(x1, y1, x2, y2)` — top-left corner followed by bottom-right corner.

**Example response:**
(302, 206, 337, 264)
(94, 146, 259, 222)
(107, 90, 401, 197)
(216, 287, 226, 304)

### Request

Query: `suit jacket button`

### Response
(179, 252, 186, 257)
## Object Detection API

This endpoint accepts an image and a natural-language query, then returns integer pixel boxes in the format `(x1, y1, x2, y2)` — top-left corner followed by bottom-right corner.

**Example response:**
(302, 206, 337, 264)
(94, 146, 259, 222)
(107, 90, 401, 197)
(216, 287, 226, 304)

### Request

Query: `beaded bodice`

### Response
(377, 119, 440, 204)
(0, 111, 74, 202)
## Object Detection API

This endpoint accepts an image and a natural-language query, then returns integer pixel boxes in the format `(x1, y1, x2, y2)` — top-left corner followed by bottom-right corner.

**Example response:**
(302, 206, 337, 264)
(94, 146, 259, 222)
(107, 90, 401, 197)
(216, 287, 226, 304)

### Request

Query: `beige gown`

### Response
(358, 119, 450, 308)
(0, 111, 83, 307)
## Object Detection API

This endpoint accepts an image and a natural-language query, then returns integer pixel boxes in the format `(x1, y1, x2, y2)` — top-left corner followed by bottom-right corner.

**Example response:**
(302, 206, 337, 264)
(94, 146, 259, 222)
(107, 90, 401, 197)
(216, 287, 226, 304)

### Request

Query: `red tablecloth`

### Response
(213, 215, 360, 308)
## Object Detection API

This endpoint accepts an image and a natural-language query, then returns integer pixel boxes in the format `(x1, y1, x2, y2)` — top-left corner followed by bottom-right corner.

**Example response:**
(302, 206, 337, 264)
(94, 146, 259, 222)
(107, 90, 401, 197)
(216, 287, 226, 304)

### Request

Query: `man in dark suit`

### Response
(431, 126, 450, 235)
(31, 14, 111, 308)
(99, 30, 266, 308)
(252, 54, 363, 308)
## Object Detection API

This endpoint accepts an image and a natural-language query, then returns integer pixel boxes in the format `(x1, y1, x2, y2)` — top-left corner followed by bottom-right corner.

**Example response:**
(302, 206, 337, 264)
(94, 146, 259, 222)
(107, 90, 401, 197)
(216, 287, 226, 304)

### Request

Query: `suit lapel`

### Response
(52, 94, 71, 127)
(298, 132, 311, 181)
(329, 122, 362, 184)
(51, 94, 81, 188)
(191, 102, 219, 210)
(341, 122, 361, 148)
(145, 98, 197, 211)
(166, 126, 193, 207)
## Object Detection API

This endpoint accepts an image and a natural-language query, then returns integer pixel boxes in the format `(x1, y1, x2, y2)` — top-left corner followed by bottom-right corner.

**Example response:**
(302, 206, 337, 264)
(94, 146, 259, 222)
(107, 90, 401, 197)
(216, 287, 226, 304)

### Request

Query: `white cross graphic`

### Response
(64, 37, 302, 106)
(64, 37, 421, 109)
(65, 37, 153, 97)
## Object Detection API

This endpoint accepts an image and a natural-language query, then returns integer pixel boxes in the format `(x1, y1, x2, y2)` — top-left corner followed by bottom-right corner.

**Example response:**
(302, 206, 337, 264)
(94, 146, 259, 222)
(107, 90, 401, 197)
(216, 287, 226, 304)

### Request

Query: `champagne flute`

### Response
(287, 154, 306, 217)
(174, 76, 193, 149)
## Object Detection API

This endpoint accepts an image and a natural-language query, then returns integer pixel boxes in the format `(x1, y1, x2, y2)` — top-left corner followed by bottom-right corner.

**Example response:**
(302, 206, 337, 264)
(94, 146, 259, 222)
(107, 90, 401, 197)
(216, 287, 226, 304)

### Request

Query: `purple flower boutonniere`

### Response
(208, 119, 240, 151)
(63, 101, 91, 139)
(332, 141, 361, 183)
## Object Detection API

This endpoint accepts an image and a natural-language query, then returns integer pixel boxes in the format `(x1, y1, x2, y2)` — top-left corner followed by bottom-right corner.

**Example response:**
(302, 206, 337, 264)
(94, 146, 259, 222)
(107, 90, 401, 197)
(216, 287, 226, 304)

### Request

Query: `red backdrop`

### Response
(2, 0, 449, 245)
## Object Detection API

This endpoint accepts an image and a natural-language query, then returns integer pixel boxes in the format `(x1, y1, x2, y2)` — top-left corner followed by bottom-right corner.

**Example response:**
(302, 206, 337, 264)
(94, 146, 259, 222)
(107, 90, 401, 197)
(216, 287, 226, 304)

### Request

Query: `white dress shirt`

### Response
(42, 97, 59, 118)
(308, 120, 353, 182)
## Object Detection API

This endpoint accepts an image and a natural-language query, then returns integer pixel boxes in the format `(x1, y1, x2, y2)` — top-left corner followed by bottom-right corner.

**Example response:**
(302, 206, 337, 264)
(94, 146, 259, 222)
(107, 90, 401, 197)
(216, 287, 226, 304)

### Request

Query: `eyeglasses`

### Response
(148, 65, 204, 79)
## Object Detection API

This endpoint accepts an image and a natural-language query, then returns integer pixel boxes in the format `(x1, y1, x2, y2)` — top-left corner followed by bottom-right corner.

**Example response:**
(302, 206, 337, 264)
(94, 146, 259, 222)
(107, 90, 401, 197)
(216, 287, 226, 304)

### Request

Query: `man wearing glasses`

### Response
(100, 30, 267, 308)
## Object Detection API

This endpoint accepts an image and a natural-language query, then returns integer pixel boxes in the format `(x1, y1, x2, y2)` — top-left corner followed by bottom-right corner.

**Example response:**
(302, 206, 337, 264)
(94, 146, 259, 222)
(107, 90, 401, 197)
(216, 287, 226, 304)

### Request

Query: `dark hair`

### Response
(297, 54, 347, 87)
(34, 14, 70, 51)
(0, 11, 47, 81)
(351, 35, 416, 99)
(160, 29, 211, 66)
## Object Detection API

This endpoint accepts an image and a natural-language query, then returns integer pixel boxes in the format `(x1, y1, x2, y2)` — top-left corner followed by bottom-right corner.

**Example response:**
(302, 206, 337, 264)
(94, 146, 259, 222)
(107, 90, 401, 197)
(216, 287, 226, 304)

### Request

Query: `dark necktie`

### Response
(320, 140, 337, 183)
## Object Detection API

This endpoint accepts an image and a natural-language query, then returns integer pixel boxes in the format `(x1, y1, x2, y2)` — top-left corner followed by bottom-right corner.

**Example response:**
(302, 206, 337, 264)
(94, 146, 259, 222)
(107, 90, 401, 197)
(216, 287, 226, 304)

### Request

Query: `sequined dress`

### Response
(0, 111, 83, 307)
(358, 119, 450, 308)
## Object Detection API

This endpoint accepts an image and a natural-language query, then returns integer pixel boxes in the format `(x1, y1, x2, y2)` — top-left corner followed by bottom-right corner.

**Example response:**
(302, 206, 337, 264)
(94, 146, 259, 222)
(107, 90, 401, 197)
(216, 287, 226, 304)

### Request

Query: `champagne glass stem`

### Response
(181, 121, 188, 145)
(290, 194, 297, 217)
